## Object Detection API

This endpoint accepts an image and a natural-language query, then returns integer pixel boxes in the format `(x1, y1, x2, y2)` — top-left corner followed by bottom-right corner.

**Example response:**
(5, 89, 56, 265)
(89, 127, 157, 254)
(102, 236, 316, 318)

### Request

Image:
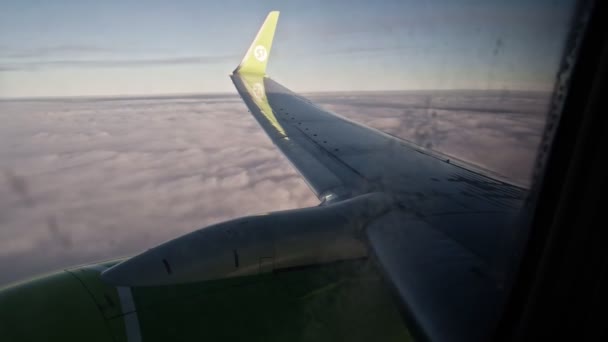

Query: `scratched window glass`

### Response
(0, 1, 586, 341)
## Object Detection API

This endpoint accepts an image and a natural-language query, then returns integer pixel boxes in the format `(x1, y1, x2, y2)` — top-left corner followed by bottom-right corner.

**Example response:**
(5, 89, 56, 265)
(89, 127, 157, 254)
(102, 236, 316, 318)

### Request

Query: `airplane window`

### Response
(0, 1, 591, 341)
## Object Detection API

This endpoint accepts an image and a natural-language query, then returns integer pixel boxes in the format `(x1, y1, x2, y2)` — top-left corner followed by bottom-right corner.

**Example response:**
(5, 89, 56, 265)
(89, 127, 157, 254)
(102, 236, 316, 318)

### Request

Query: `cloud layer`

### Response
(0, 55, 239, 72)
(0, 90, 549, 285)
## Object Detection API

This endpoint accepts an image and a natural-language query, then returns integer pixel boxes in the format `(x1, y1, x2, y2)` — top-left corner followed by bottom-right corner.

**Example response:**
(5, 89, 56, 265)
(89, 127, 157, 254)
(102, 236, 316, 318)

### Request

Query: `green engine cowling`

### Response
(0, 258, 411, 342)
(0, 270, 115, 341)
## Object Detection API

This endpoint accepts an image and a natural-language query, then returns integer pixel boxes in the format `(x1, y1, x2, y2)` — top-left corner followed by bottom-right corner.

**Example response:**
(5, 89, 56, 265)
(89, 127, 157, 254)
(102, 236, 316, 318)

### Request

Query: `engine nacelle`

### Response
(101, 193, 393, 286)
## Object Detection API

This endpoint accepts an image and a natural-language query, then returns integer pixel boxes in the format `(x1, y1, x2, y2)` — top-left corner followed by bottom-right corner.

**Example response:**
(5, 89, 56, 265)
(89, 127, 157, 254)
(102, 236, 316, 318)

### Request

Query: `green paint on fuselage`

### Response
(0, 259, 412, 341)
(130, 260, 411, 341)
(0, 271, 114, 341)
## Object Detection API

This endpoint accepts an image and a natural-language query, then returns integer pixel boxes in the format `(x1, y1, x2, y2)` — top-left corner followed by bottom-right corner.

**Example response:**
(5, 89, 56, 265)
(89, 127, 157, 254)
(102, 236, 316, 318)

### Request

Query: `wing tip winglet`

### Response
(234, 11, 280, 75)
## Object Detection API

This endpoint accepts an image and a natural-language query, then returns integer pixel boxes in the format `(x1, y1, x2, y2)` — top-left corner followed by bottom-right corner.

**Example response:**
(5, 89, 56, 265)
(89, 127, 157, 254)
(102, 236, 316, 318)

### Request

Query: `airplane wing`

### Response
(230, 12, 527, 342)
(103, 11, 528, 342)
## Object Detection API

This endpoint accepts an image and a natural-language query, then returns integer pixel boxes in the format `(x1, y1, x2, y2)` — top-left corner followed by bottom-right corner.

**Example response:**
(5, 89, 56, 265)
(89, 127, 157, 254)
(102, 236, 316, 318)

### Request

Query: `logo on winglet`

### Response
(254, 45, 268, 62)
(252, 83, 264, 99)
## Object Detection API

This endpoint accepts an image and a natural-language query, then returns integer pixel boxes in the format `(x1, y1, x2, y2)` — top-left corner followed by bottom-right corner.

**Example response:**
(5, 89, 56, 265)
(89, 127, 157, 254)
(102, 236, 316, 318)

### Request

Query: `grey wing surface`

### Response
(230, 12, 528, 342)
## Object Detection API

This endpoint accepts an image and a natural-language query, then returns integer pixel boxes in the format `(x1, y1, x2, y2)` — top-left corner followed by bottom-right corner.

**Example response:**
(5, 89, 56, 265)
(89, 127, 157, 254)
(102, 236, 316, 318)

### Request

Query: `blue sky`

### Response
(0, 0, 577, 98)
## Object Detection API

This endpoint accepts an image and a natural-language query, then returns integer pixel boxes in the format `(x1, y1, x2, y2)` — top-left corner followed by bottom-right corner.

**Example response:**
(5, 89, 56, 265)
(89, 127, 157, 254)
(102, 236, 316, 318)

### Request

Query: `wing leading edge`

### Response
(231, 12, 528, 342)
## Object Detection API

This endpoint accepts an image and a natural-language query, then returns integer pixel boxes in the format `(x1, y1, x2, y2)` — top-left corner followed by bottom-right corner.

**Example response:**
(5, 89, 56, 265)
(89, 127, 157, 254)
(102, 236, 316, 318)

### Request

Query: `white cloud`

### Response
(0, 96, 317, 284)
(0, 90, 549, 285)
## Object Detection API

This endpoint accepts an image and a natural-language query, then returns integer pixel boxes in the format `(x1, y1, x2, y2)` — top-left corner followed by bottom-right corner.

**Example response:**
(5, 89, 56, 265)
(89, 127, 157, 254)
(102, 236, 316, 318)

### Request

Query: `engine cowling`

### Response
(101, 193, 394, 286)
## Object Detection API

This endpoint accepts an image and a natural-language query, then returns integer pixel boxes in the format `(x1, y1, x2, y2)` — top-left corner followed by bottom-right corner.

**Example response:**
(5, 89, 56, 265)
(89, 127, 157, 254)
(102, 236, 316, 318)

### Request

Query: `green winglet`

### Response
(234, 11, 280, 75)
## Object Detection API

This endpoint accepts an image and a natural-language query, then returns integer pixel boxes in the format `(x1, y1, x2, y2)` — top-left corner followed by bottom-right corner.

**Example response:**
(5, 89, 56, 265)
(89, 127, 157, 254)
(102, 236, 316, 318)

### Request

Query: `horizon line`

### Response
(0, 87, 552, 101)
